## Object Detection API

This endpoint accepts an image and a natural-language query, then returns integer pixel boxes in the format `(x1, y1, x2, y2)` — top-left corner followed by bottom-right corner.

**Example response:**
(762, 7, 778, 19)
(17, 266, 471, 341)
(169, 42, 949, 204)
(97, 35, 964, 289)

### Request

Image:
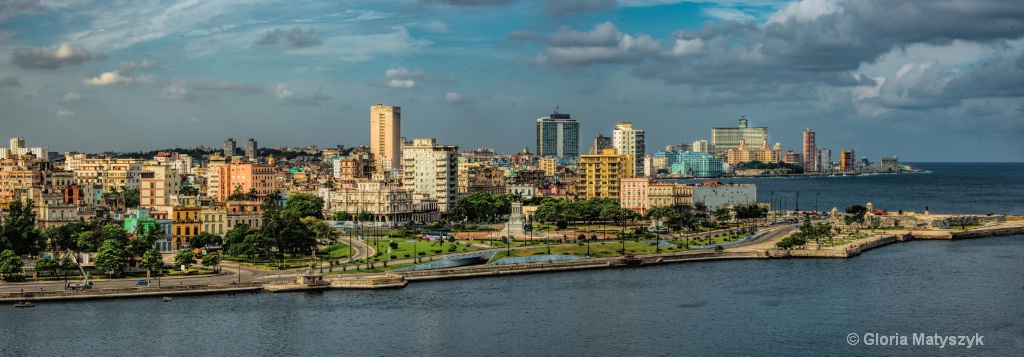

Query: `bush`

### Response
(3, 275, 26, 282)
(390, 255, 397, 259)
(404, 254, 410, 258)
(432, 250, 442, 254)
(418, 252, 426, 256)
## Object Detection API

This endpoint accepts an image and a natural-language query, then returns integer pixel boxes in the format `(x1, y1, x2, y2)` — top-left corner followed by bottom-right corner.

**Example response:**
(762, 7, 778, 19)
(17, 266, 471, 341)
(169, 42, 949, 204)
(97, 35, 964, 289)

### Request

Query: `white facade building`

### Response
(401, 138, 458, 213)
(612, 122, 645, 178)
(692, 182, 757, 211)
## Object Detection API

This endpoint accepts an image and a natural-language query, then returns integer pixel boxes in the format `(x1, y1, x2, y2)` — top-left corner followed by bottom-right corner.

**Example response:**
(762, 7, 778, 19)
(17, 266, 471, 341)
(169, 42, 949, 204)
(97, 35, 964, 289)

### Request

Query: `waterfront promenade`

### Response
(3, 217, 1021, 303)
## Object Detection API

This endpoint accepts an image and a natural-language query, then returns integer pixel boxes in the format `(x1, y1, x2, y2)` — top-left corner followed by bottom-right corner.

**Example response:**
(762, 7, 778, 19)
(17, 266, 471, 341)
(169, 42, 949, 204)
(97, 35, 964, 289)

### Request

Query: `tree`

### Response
(0, 249, 23, 279)
(301, 217, 335, 259)
(189, 232, 223, 251)
(223, 223, 255, 254)
(174, 250, 197, 274)
(94, 240, 129, 277)
(331, 211, 351, 221)
(179, 186, 199, 197)
(140, 249, 164, 276)
(123, 188, 140, 208)
(645, 206, 676, 228)
(357, 210, 373, 222)
(0, 200, 44, 256)
(202, 253, 221, 273)
(844, 205, 868, 230)
(285, 193, 325, 219)
(35, 257, 61, 278)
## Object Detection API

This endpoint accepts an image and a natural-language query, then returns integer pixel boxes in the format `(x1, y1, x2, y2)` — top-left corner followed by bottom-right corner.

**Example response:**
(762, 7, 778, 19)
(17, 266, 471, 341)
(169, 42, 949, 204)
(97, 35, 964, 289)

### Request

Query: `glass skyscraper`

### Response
(711, 116, 768, 155)
(536, 109, 580, 159)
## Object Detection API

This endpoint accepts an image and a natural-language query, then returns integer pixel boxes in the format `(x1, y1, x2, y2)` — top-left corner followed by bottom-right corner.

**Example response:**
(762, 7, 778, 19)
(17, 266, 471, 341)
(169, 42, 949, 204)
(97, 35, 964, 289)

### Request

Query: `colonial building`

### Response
(577, 148, 633, 200)
(401, 138, 458, 213)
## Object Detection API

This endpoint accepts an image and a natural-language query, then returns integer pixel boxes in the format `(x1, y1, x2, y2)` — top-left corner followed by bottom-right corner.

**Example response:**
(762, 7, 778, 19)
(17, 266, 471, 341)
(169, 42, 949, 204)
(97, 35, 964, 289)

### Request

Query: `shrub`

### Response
(418, 252, 426, 256)
(432, 249, 442, 254)
(404, 254, 410, 258)
(390, 255, 397, 259)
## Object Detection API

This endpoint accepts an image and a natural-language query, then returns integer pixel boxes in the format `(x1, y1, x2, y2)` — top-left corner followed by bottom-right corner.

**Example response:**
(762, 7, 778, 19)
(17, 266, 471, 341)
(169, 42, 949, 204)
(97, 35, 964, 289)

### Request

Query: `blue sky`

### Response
(1, 0, 1022, 161)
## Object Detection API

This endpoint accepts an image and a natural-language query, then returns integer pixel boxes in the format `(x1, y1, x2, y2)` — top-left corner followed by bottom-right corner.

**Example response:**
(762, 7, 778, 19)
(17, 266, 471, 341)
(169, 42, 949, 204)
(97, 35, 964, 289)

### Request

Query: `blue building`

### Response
(670, 151, 723, 177)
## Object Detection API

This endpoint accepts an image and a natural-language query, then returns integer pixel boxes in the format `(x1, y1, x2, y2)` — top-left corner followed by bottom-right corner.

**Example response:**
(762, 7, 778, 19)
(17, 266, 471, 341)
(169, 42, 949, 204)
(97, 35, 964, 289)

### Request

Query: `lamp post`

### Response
(815, 192, 820, 213)
(795, 191, 800, 213)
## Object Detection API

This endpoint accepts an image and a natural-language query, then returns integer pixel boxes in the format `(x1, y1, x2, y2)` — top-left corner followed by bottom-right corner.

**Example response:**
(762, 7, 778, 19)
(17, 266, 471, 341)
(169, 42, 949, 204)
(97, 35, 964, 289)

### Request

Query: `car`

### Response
(623, 254, 635, 259)
(135, 279, 149, 285)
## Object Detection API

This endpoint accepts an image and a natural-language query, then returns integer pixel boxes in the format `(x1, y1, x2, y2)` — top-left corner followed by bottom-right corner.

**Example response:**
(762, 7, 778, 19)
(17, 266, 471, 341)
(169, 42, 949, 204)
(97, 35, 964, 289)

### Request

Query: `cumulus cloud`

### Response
(83, 59, 158, 86)
(12, 43, 105, 69)
(545, 0, 616, 16)
(444, 90, 475, 104)
(256, 27, 322, 48)
(56, 109, 74, 119)
(381, 67, 456, 88)
(517, 0, 1024, 108)
(160, 80, 193, 101)
(513, 22, 663, 66)
(385, 67, 421, 88)
(272, 83, 330, 106)
(61, 92, 83, 102)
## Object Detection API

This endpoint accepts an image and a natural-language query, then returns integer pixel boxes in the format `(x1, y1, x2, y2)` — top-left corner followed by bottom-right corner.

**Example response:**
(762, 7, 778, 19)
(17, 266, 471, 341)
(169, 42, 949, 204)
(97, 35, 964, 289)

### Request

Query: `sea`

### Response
(1, 163, 1022, 356)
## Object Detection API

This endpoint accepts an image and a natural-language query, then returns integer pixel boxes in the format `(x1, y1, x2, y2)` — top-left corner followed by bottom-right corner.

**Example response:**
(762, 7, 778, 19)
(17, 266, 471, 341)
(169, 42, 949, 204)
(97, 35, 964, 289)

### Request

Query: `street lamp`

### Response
(815, 192, 820, 213)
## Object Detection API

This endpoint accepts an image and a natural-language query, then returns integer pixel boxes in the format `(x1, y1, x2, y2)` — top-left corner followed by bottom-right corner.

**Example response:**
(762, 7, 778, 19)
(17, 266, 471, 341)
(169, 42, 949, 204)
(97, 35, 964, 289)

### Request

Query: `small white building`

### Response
(691, 181, 756, 211)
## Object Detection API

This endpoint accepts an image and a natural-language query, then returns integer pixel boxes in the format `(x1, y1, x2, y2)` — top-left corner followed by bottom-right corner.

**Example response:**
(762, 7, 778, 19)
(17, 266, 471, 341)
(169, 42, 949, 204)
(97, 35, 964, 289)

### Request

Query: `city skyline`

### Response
(1, 1, 1022, 162)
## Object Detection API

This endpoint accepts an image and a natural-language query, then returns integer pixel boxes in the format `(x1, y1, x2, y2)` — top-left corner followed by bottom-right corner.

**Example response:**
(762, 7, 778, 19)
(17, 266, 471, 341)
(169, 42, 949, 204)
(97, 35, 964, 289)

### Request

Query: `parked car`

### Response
(135, 279, 149, 285)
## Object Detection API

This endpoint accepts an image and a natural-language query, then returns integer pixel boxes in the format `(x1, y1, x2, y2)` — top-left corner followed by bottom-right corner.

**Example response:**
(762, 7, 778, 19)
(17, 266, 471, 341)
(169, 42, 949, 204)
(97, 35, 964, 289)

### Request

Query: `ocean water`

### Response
(1, 163, 1021, 356)
(674, 162, 1024, 215)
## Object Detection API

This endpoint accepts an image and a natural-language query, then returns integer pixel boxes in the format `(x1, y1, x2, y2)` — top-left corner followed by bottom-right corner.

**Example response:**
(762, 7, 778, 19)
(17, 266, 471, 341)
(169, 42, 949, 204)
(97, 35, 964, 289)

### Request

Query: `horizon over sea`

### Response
(1, 162, 1022, 356)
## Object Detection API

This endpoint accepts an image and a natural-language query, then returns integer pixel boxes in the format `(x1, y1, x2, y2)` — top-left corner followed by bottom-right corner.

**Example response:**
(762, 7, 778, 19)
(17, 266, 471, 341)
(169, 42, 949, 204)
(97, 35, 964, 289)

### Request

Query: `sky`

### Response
(0, 0, 1022, 162)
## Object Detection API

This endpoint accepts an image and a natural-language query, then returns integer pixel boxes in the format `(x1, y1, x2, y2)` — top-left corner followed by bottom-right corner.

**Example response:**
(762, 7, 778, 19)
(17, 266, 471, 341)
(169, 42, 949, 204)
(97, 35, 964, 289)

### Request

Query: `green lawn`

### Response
(324, 261, 418, 275)
(670, 232, 749, 247)
(366, 239, 477, 260)
(487, 240, 687, 261)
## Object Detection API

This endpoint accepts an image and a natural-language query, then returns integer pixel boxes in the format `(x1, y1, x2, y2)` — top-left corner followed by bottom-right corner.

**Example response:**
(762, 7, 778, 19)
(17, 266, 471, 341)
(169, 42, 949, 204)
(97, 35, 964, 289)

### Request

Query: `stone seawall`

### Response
(950, 226, 1024, 239)
(0, 283, 264, 303)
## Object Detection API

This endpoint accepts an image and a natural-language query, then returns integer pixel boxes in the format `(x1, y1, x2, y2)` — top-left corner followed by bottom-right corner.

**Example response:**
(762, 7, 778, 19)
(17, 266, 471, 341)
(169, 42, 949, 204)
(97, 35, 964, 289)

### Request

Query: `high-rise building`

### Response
(612, 122, 645, 178)
(577, 148, 633, 200)
(536, 109, 580, 159)
(711, 116, 768, 155)
(692, 140, 709, 153)
(783, 151, 802, 166)
(224, 138, 236, 157)
(593, 134, 612, 153)
(402, 138, 458, 213)
(371, 104, 402, 172)
(840, 149, 856, 172)
(818, 148, 831, 173)
(244, 138, 257, 162)
(802, 128, 817, 171)
(217, 162, 275, 202)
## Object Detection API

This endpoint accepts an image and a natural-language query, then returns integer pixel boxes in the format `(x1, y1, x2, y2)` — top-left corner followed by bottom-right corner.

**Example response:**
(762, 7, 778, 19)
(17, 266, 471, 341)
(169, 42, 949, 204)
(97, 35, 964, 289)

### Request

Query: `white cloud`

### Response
(445, 92, 463, 104)
(274, 83, 294, 99)
(767, 0, 841, 25)
(161, 80, 193, 100)
(12, 42, 104, 69)
(56, 109, 74, 118)
(83, 71, 153, 85)
(702, 7, 757, 22)
(62, 92, 83, 102)
(384, 67, 422, 88)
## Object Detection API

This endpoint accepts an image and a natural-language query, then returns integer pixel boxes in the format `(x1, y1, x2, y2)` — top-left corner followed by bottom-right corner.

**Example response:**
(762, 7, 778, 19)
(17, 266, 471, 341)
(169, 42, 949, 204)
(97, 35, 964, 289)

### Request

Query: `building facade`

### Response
(669, 151, 723, 177)
(224, 138, 236, 157)
(217, 162, 276, 202)
(612, 122, 645, 178)
(711, 116, 768, 155)
(536, 110, 580, 159)
(802, 128, 817, 171)
(244, 138, 258, 162)
(692, 181, 756, 211)
(401, 138, 458, 213)
(370, 104, 402, 173)
(577, 148, 633, 200)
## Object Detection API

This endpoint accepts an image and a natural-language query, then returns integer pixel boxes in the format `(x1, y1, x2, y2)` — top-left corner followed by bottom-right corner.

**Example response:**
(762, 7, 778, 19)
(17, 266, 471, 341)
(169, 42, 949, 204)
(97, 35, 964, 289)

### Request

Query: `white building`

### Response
(692, 181, 756, 211)
(401, 138, 458, 213)
(613, 122, 645, 178)
(692, 140, 709, 153)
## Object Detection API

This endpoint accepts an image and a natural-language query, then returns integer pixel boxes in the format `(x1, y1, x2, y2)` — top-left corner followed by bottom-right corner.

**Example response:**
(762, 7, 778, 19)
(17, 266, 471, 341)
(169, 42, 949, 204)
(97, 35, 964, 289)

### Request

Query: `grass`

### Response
(323, 244, 353, 259)
(366, 239, 477, 260)
(671, 232, 749, 247)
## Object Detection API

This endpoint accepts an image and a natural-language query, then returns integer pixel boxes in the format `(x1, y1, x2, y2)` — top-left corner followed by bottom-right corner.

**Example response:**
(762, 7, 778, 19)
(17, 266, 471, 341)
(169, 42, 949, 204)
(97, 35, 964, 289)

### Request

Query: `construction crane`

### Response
(59, 249, 92, 290)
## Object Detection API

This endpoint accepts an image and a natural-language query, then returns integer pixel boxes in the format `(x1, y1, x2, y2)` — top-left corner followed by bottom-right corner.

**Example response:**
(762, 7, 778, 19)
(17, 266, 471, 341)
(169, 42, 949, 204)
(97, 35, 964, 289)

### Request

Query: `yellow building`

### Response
(539, 157, 558, 177)
(201, 204, 227, 237)
(726, 138, 782, 165)
(370, 104, 402, 172)
(577, 148, 633, 200)
(171, 205, 201, 250)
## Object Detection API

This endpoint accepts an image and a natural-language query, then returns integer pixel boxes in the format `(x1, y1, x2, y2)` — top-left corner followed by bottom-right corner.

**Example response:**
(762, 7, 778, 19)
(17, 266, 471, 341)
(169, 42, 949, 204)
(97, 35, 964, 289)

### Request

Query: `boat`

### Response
(162, 297, 173, 302)
(13, 301, 35, 308)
